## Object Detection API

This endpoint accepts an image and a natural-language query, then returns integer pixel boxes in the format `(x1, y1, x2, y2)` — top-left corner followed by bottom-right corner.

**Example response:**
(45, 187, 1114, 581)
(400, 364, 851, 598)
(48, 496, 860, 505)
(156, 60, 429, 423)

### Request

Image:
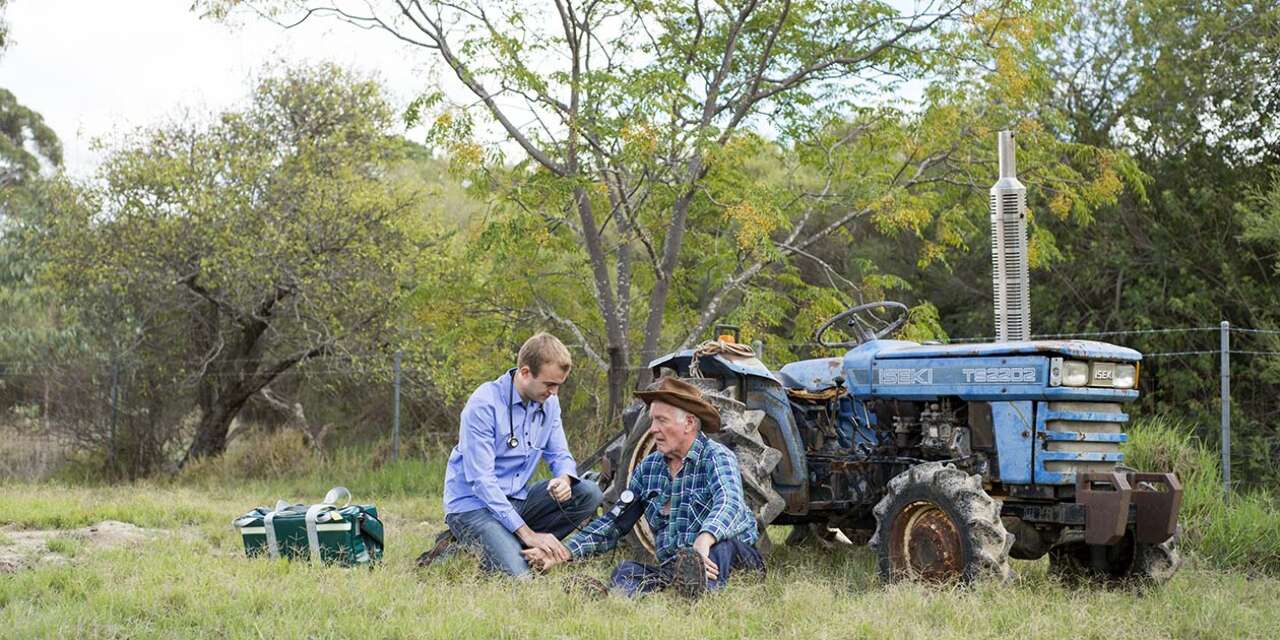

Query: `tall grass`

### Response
(2, 421, 1280, 637)
(177, 429, 449, 500)
(1125, 415, 1280, 574)
(13, 418, 1279, 575)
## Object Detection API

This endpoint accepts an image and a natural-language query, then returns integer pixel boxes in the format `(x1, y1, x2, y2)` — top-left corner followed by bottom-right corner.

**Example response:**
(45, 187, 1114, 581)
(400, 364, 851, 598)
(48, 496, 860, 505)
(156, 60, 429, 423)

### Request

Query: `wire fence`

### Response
(2, 322, 1277, 489)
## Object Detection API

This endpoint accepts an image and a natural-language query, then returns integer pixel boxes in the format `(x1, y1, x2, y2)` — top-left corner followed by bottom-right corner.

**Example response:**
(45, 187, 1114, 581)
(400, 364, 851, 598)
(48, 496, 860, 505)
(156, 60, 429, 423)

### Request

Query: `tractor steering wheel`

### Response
(814, 301, 910, 349)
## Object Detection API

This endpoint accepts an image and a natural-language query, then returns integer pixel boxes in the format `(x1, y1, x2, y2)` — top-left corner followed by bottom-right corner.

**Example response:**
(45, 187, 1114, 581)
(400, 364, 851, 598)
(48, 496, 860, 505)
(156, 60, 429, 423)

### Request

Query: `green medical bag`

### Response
(233, 487, 384, 566)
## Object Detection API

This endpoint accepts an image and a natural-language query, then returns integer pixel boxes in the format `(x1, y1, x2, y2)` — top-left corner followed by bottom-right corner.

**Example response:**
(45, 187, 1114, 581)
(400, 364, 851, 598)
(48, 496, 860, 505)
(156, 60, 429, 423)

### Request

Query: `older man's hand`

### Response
(692, 532, 720, 581)
(521, 547, 565, 572)
(547, 474, 573, 503)
(516, 526, 570, 564)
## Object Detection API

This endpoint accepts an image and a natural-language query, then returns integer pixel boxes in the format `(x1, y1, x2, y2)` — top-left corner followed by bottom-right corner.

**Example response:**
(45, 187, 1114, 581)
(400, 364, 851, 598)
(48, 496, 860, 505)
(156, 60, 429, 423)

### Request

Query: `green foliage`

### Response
(34, 63, 433, 470)
(0, 180, 82, 366)
(0, 0, 62, 187)
(1238, 168, 1280, 274)
(193, 1, 1140, 431)
(1008, 0, 1280, 485)
(898, 303, 948, 343)
(0, 0, 71, 366)
(1125, 416, 1280, 574)
(0, 88, 62, 186)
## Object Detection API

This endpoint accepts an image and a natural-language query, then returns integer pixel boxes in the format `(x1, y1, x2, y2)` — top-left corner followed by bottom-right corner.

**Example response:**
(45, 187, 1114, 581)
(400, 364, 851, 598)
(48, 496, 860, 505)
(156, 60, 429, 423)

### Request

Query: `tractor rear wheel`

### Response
(870, 462, 1013, 583)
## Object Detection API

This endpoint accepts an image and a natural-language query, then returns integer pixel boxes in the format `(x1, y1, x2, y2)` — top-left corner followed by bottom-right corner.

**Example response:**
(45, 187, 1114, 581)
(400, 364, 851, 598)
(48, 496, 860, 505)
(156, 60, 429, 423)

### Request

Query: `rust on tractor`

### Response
(1128, 472, 1182, 544)
(1076, 471, 1132, 545)
(888, 501, 964, 581)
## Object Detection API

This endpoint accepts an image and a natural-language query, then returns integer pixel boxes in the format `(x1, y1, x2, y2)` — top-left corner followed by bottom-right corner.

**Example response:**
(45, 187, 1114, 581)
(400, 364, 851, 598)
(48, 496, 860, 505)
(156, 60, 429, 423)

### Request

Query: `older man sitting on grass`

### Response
(523, 376, 764, 598)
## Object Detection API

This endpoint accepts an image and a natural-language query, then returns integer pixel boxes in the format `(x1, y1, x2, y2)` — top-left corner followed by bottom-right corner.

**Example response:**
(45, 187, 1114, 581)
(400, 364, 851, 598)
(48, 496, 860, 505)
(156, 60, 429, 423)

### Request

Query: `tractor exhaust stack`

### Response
(991, 130, 1030, 342)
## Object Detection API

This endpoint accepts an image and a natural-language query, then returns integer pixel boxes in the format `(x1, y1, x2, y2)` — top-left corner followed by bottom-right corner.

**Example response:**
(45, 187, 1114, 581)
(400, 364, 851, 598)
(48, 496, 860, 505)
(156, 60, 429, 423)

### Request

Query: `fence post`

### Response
(392, 350, 402, 463)
(1220, 321, 1231, 497)
(109, 357, 119, 473)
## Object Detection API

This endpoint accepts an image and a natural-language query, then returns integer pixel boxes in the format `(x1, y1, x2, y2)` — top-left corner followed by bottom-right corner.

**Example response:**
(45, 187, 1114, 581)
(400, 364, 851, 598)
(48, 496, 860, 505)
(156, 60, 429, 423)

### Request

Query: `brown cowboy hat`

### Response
(635, 376, 721, 433)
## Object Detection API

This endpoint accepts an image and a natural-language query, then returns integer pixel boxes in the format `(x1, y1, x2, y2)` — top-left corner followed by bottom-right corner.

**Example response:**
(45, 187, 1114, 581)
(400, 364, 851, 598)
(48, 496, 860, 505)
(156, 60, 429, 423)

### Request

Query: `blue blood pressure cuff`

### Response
(611, 490, 649, 534)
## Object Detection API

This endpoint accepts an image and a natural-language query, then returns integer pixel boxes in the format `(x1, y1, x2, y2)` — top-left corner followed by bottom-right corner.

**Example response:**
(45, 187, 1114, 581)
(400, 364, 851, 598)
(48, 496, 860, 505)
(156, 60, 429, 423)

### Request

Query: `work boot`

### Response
(415, 530, 456, 568)
(668, 548, 707, 599)
(562, 574, 609, 600)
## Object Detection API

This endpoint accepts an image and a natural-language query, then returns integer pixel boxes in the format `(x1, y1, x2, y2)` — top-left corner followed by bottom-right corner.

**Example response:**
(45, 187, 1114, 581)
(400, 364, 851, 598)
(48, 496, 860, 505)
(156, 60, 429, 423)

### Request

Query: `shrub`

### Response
(181, 428, 318, 483)
(1126, 415, 1280, 574)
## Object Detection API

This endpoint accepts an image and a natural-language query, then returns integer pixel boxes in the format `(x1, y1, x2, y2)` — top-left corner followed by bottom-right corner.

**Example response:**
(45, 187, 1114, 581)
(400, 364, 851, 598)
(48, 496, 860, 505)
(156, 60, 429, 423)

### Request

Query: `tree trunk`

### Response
(185, 374, 262, 463)
(183, 342, 317, 464)
(638, 180, 702, 387)
(606, 346, 627, 425)
(184, 401, 241, 463)
(570, 185, 629, 426)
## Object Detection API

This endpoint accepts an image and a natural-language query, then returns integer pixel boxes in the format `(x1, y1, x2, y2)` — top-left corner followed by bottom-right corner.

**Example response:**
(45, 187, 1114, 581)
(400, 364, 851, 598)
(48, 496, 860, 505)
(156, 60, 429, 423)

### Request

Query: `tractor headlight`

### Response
(1113, 364, 1138, 389)
(1061, 360, 1090, 387)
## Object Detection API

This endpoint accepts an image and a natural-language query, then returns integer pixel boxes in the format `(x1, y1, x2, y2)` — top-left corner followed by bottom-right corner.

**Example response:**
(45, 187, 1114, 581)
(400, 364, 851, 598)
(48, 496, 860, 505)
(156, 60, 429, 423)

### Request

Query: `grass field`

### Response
(1, 423, 1278, 639)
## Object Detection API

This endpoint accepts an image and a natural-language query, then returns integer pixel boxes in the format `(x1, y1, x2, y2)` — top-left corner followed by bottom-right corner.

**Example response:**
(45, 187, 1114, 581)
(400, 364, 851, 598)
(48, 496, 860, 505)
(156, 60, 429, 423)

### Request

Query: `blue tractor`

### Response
(598, 302, 1183, 584)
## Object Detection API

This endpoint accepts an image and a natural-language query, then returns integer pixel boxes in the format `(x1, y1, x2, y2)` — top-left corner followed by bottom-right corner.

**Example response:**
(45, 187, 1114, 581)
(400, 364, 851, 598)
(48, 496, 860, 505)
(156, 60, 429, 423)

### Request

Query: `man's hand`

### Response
(692, 532, 719, 581)
(521, 547, 565, 572)
(516, 526, 570, 564)
(547, 474, 573, 503)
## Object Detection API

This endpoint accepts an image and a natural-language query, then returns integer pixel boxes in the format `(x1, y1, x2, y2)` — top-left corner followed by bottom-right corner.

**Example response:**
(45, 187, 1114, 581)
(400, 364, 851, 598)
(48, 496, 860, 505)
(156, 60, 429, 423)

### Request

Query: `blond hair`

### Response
(517, 332, 572, 376)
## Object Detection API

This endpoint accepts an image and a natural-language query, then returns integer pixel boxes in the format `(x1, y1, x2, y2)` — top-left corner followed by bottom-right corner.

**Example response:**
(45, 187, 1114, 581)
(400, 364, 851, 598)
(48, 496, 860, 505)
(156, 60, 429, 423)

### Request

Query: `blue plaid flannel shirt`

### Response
(565, 432, 757, 563)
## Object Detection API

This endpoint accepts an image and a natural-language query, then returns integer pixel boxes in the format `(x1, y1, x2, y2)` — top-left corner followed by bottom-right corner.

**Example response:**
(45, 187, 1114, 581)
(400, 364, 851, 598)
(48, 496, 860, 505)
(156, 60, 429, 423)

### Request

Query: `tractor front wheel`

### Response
(1048, 528, 1181, 586)
(870, 462, 1013, 583)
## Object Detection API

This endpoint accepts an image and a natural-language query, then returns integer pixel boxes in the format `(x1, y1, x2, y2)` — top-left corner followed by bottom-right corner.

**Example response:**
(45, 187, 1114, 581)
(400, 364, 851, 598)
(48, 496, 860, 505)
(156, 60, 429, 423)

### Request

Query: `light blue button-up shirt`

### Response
(443, 369, 578, 532)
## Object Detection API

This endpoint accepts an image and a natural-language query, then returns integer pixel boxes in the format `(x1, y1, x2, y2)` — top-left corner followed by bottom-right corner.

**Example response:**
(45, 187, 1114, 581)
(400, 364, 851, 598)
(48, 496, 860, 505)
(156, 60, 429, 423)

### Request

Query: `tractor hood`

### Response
(777, 340, 1141, 393)
(871, 340, 1142, 362)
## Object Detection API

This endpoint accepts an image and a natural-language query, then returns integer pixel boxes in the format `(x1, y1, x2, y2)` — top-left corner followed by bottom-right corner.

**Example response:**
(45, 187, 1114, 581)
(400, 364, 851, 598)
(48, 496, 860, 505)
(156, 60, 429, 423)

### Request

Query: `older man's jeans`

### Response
(609, 537, 764, 596)
(445, 478, 603, 577)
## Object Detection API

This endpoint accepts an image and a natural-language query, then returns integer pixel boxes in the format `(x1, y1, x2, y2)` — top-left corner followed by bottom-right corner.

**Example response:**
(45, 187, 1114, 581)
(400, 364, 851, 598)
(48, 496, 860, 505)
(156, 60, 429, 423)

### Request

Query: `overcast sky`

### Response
(2, 1, 927, 179)
(0, 0, 438, 177)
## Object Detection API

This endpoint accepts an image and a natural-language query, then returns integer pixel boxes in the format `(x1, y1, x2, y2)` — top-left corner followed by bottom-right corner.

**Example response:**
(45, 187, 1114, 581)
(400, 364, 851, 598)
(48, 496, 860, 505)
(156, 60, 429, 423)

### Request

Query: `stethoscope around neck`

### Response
(506, 370, 544, 449)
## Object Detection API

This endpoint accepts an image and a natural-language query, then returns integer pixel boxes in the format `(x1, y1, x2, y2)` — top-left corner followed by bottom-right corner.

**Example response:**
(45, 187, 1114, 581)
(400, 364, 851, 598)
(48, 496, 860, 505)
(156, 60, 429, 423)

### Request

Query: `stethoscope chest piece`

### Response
(507, 435, 520, 449)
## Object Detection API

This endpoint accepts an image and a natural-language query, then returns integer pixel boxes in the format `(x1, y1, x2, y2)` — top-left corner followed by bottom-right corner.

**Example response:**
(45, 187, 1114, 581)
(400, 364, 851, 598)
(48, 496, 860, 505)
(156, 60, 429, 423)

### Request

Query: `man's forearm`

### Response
(693, 531, 716, 553)
(514, 525, 549, 545)
(564, 512, 622, 559)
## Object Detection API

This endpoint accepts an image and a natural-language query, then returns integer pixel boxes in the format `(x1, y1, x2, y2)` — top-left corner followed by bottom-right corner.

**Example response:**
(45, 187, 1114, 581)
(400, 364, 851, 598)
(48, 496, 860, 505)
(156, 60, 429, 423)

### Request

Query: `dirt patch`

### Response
(0, 520, 163, 573)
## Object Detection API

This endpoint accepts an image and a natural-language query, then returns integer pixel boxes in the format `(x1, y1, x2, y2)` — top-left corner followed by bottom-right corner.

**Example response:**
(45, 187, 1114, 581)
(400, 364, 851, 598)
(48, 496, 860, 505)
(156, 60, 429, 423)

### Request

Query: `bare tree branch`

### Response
(533, 301, 608, 371)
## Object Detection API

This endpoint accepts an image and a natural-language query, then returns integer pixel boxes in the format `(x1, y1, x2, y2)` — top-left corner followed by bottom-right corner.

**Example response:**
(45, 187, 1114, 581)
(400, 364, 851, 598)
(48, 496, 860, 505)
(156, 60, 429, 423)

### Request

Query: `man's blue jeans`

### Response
(609, 537, 765, 596)
(445, 479, 603, 577)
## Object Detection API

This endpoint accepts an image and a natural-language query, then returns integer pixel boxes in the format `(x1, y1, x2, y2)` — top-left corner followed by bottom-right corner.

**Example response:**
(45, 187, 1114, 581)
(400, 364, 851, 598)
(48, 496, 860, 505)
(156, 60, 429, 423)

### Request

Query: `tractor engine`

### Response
(884, 399, 972, 460)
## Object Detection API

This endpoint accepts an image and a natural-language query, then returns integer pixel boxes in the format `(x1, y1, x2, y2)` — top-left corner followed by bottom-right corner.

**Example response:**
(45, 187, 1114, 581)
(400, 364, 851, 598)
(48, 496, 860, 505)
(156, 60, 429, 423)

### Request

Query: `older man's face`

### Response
(648, 400, 695, 458)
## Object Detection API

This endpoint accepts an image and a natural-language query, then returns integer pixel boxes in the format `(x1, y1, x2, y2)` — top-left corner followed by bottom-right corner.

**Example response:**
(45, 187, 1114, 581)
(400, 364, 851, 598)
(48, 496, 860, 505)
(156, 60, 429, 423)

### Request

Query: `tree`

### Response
(0, 0, 73, 434)
(0, 0, 61, 188)
(910, 0, 1280, 485)
(199, 0, 1044, 424)
(43, 64, 427, 463)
